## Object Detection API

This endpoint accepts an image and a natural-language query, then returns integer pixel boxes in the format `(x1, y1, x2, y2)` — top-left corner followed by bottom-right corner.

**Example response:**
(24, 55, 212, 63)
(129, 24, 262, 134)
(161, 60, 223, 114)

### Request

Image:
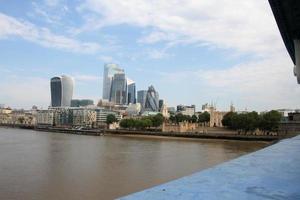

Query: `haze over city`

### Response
(0, 0, 299, 111)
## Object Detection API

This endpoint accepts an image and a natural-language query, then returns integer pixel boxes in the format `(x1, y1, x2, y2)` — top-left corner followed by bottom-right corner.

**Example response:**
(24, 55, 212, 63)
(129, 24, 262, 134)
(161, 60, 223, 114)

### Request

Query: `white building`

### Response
(37, 110, 54, 127)
(126, 103, 141, 116)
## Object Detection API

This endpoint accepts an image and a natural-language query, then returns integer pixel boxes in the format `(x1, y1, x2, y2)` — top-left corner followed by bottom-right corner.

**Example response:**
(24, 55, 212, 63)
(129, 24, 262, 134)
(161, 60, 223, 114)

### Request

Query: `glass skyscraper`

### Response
(50, 75, 74, 107)
(144, 85, 159, 112)
(137, 90, 147, 110)
(110, 73, 127, 105)
(127, 79, 136, 104)
(102, 64, 124, 100)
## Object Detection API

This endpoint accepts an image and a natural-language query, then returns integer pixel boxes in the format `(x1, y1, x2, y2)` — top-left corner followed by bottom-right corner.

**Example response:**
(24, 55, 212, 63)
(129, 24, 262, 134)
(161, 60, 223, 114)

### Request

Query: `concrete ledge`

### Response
(119, 135, 300, 200)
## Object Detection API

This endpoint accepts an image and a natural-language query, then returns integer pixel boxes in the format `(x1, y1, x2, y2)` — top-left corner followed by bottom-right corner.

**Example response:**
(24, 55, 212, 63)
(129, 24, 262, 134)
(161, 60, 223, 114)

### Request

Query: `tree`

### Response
(191, 115, 198, 123)
(169, 115, 176, 123)
(120, 119, 129, 128)
(222, 112, 235, 127)
(259, 110, 282, 132)
(18, 117, 25, 124)
(106, 114, 117, 125)
(198, 111, 210, 123)
(244, 111, 260, 132)
(175, 113, 185, 124)
(151, 113, 164, 127)
(143, 118, 153, 128)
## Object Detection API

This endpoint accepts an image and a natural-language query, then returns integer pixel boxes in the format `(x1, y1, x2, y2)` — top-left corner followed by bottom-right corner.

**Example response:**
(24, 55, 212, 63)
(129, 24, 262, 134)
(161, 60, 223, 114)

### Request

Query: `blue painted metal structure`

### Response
(120, 136, 300, 199)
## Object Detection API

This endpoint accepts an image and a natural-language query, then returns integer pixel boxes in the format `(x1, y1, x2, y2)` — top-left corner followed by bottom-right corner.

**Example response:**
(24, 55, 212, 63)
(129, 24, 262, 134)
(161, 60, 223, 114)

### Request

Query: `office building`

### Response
(110, 73, 127, 105)
(144, 85, 159, 112)
(71, 99, 94, 107)
(137, 90, 147, 110)
(127, 79, 136, 104)
(50, 75, 74, 107)
(177, 105, 196, 116)
(159, 99, 164, 110)
(102, 64, 124, 100)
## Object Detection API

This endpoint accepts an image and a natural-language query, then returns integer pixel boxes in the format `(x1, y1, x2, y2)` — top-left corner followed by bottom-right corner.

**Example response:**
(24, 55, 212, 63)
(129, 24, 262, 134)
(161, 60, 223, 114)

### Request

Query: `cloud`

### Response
(77, 0, 284, 56)
(0, 12, 100, 54)
(156, 55, 299, 111)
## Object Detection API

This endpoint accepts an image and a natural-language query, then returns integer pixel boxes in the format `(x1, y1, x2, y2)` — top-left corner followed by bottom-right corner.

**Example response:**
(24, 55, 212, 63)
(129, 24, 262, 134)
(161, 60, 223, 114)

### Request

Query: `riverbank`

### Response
(0, 124, 288, 141)
(32, 126, 281, 141)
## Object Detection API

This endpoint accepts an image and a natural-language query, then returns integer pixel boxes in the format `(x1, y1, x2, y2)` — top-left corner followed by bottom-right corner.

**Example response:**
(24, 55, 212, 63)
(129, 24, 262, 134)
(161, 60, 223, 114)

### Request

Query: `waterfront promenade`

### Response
(120, 135, 300, 199)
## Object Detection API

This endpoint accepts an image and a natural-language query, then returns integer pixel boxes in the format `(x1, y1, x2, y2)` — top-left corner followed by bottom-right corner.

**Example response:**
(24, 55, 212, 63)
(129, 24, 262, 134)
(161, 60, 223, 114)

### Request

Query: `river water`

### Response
(0, 128, 269, 199)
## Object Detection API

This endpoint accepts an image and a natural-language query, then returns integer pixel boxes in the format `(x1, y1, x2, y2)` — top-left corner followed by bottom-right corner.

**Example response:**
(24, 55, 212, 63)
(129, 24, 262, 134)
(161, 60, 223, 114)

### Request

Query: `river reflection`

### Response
(0, 128, 269, 199)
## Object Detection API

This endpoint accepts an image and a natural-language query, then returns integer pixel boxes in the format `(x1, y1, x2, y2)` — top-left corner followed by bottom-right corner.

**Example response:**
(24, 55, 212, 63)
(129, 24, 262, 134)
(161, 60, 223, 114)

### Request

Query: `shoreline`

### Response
(0, 125, 281, 142)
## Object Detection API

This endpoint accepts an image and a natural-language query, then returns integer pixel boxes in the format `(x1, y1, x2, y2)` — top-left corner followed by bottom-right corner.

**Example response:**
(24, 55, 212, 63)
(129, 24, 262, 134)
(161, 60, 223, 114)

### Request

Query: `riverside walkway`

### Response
(120, 135, 300, 200)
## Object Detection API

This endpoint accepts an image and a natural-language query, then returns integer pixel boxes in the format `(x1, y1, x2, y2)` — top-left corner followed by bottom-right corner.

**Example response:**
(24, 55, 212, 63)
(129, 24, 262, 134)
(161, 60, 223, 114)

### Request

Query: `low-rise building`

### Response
(94, 108, 122, 127)
(0, 107, 12, 114)
(71, 99, 94, 107)
(36, 110, 54, 127)
(52, 108, 73, 127)
(72, 108, 96, 127)
(126, 103, 141, 116)
(177, 105, 196, 116)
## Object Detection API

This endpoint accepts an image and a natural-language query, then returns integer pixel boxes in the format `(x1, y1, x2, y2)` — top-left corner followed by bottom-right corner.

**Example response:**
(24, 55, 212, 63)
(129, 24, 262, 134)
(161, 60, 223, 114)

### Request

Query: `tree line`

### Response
(222, 110, 282, 133)
(169, 112, 210, 124)
(118, 113, 164, 130)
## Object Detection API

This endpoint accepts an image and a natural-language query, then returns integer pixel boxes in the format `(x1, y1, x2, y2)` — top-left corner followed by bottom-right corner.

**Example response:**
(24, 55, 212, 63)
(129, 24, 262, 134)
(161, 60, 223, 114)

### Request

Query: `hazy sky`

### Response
(0, 0, 299, 111)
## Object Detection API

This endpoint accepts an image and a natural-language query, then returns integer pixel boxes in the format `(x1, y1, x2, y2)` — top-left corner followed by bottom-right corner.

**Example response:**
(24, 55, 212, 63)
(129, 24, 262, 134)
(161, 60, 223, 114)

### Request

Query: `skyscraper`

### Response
(144, 85, 159, 112)
(137, 90, 147, 110)
(159, 99, 164, 110)
(127, 79, 136, 104)
(102, 64, 124, 100)
(110, 73, 127, 105)
(50, 75, 74, 107)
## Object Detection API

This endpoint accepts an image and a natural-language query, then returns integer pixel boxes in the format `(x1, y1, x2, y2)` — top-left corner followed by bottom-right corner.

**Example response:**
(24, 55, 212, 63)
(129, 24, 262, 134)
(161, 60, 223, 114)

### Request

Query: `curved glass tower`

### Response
(50, 75, 74, 107)
(145, 85, 159, 112)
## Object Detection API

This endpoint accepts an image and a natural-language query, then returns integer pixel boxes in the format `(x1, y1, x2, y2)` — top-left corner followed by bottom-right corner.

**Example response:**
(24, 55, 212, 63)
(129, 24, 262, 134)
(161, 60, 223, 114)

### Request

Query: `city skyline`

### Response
(0, 1, 299, 111)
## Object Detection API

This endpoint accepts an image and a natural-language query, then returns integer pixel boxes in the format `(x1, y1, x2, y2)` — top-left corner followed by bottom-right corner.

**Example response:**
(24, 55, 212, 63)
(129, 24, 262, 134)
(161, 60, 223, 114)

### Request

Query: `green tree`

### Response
(143, 118, 153, 128)
(169, 115, 176, 123)
(151, 113, 164, 127)
(18, 117, 25, 124)
(198, 111, 210, 123)
(175, 113, 185, 124)
(106, 114, 117, 125)
(259, 110, 282, 132)
(222, 112, 236, 127)
(244, 112, 260, 132)
(191, 115, 198, 123)
(120, 119, 129, 128)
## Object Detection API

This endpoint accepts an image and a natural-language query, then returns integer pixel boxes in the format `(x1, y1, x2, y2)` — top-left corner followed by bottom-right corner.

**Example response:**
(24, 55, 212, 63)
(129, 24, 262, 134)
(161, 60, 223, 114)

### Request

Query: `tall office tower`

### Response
(159, 99, 164, 110)
(137, 90, 147, 110)
(102, 64, 124, 100)
(50, 75, 74, 107)
(110, 73, 127, 105)
(127, 78, 136, 104)
(144, 85, 159, 112)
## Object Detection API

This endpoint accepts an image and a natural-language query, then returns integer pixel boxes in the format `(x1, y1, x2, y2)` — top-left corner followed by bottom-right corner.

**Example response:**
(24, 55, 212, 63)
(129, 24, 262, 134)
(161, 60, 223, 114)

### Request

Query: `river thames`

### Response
(0, 128, 269, 199)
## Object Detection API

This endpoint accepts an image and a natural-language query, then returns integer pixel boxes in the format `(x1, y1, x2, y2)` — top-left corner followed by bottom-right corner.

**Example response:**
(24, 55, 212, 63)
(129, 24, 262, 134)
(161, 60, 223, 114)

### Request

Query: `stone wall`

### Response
(162, 122, 197, 133)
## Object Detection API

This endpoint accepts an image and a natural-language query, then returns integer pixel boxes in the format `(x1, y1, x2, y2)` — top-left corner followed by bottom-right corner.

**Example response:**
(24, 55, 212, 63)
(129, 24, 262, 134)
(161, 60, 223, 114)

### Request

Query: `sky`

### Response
(0, 0, 299, 111)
